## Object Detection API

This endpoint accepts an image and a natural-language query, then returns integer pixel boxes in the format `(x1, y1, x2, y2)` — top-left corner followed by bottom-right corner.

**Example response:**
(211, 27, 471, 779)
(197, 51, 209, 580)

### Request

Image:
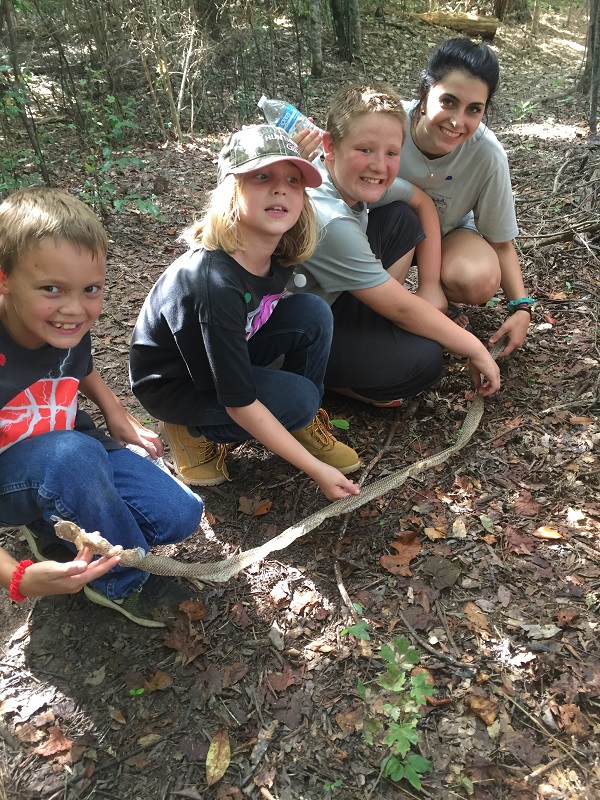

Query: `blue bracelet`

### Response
(507, 297, 535, 310)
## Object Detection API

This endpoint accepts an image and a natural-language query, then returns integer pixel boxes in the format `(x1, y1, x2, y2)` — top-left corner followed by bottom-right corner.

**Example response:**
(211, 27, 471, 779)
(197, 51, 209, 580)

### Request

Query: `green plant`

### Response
(323, 778, 343, 791)
(512, 100, 538, 122)
(356, 636, 434, 790)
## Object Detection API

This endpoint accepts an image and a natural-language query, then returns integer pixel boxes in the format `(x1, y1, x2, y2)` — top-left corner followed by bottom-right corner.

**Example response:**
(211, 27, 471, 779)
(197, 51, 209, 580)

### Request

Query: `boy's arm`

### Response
(0, 545, 121, 598)
(79, 368, 163, 457)
(407, 186, 447, 312)
(226, 400, 360, 502)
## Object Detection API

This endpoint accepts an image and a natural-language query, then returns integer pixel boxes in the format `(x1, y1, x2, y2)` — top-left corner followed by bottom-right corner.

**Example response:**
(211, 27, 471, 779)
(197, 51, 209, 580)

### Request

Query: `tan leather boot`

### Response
(159, 422, 229, 486)
(291, 409, 360, 474)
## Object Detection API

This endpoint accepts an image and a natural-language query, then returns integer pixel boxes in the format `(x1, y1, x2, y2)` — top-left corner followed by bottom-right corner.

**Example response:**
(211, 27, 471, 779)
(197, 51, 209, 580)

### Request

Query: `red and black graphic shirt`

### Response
(0, 324, 97, 454)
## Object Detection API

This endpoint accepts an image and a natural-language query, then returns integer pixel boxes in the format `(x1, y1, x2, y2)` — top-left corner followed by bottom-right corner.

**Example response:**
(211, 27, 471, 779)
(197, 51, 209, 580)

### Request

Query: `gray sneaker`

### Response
(20, 525, 74, 563)
(83, 574, 197, 628)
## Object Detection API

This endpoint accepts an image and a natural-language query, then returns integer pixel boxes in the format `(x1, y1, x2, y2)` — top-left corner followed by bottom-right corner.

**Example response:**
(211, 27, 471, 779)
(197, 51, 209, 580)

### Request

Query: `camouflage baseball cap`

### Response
(217, 125, 322, 188)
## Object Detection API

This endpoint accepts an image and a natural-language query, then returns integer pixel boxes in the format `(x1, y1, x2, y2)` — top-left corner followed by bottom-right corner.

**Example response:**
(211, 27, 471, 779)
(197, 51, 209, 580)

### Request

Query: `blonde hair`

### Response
(326, 83, 407, 145)
(184, 173, 319, 267)
(0, 187, 108, 275)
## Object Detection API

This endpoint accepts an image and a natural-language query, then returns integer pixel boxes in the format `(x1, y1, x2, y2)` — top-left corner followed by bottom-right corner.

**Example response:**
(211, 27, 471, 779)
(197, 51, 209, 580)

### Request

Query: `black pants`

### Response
(326, 201, 443, 402)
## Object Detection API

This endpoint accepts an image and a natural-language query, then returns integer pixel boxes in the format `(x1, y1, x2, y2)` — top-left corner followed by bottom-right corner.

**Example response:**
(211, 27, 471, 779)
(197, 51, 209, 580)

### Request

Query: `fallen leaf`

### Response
(230, 601, 253, 628)
(144, 670, 173, 693)
(531, 526, 563, 540)
(84, 665, 106, 686)
(423, 526, 445, 540)
(465, 693, 498, 725)
(421, 555, 460, 589)
(504, 526, 533, 555)
(379, 534, 421, 577)
(266, 669, 298, 693)
(34, 726, 73, 757)
(558, 703, 591, 739)
(290, 588, 318, 614)
(237, 495, 272, 516)
(569, 416, 593, 426)
(180, 735, 209, 762)
(215, 784, 244, 799)
(206, 729, 231, 787)
(462, 601, 489, 633)
(556, 608, 580, 627)
(109, 709, 126, 724)
(335, 704, 364, 734)
(252, 499, 272, 517)
(180, 599, 207, 621)
(520, 623, 561, 640)
(254, 766, 276, 788)
(164, 630, 205, 665)
(513, 489, 542, 517)
(137, 733, 162, 746)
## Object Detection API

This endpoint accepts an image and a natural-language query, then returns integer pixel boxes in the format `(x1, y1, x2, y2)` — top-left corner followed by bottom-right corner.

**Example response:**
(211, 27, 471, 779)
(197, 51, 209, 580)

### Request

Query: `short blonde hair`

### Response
(326, 83, 407, 145)
(0, 187, 108, 275)
(184, 174, 319, 267)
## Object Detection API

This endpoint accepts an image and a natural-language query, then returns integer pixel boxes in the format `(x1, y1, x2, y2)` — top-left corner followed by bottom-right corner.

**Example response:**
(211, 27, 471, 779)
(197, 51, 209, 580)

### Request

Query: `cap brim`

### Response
(230, 155, 322, 188)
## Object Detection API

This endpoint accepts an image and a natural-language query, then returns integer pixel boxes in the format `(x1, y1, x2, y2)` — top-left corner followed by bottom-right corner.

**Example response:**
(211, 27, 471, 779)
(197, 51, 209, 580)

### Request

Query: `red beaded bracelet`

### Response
(9, 559, 33, 602)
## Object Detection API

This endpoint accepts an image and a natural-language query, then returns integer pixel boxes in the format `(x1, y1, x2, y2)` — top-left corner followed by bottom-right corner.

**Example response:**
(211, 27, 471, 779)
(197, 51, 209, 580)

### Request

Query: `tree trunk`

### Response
(494, 0, 530, 23)
(2, 0, 51, 184)
(590, 0, 600, 134)
(531, 0, 541, 35)
(580, 0, 598, 96)
(329, 0, 361, 61)
(309, 0, 323, 78)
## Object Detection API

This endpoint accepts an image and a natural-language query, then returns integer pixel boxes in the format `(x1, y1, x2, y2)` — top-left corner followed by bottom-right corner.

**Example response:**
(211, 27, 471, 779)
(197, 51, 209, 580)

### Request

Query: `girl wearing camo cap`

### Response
(130, 125, 360, 501)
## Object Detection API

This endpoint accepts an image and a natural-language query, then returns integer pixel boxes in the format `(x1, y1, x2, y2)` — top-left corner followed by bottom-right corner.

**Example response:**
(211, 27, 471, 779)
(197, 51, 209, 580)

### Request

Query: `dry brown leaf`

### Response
(465, 692, 498, 725)
(137, 733, 161, 746)
(335, 705, 364, 734)
(266, 669, 298, 693)
(238, 495, 272, 516)
(558, 703, 591, 739)
(379, 535, 421, 577)
(252, 499, 273, 517)
(531, 526, 563, 540)
(34, 726, 73, 757)
(513, 489, 542, 517)
(206, 728, 231, 787)
(109, 709, 127, 724)
(462, 601, 489, 632)
(180, 599, 207, 621)
(230, 601, 253, 628)
(144, 669, 173, 693)
(569, 416, 594, 426)
(290, 588, 318, 614)
(423, 526, 445, 540)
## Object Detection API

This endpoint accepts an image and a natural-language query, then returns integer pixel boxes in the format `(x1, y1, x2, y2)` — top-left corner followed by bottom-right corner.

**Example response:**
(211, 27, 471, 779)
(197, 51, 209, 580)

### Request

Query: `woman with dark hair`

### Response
(398, 38, 532, 357)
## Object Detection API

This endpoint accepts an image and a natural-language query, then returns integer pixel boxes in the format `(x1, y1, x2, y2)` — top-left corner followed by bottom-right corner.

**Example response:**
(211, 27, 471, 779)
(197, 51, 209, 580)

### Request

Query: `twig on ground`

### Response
(333, 403, 418, 619)
(489, 683, 591, 774)
(395, 605, 477, 674)
(524, 753, 569, 782)
(435, 600, 461, 658)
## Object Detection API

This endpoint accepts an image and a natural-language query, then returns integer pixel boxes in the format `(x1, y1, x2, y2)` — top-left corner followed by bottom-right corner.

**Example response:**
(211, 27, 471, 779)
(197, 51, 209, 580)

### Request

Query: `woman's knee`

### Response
(441, 236, 500, 304)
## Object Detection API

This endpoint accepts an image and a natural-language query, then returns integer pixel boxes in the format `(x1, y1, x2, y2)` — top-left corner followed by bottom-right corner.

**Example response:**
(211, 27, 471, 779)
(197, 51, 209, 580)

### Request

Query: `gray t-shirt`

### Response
(399, 100, 519, 241)
(291, 158, 414, 307)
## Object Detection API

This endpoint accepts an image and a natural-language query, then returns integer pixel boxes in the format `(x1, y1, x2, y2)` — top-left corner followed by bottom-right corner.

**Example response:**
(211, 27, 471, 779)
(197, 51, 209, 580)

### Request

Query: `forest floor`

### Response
(1, 10, 599, 800)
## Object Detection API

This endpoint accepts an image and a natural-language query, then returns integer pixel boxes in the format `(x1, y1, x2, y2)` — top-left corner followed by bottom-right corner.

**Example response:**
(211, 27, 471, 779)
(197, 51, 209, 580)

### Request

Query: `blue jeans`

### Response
(0, 431, 203, 600)
(190, 293, 333, 443)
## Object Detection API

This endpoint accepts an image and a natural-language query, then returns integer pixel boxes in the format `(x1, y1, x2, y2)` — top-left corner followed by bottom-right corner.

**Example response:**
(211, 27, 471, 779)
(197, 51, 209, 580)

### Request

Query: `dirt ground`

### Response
(1, 10, 599, 800)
